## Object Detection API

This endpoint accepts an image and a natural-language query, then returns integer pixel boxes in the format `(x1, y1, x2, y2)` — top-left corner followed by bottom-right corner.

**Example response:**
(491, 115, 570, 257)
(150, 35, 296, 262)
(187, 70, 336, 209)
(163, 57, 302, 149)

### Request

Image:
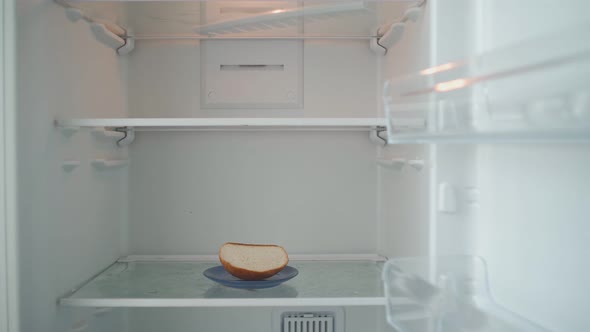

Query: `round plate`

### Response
(203, 266, 299, 289)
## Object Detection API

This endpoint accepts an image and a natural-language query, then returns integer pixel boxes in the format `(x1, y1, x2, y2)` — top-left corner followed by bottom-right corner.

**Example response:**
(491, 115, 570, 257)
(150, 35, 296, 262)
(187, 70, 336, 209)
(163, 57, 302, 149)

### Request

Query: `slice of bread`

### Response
(219, 242, 289, 281)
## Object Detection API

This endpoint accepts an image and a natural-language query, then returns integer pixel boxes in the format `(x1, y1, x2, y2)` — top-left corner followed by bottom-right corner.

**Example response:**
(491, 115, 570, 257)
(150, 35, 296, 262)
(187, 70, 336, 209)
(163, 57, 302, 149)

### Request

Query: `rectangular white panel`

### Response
(201, 40, 303, 109)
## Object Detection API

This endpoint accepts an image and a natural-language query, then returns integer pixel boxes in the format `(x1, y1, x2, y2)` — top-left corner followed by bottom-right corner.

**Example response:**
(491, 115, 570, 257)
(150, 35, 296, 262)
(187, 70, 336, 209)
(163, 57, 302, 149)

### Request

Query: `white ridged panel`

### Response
(284, 315, 334, 332)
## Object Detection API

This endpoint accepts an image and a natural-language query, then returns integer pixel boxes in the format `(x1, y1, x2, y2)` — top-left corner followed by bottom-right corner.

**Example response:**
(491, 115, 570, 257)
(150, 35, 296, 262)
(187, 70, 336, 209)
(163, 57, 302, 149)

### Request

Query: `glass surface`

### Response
(62, 260, 384, 307)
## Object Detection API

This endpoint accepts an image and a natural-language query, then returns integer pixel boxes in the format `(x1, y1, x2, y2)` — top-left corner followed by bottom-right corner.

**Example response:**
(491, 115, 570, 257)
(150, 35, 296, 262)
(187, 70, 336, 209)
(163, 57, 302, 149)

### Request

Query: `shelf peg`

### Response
(59, 126, 79, 137)
(369, 127, 388, 146)
(377, 158, 406, 171)
(407, 159, 425, 171)
(117, 35, 135, 56)
(116, 127, 135, 147)
(62, 160, 81, 172)
(90, 23, 126, 50)
(65, 8, 84, 22)
(91, 159, 129, 170)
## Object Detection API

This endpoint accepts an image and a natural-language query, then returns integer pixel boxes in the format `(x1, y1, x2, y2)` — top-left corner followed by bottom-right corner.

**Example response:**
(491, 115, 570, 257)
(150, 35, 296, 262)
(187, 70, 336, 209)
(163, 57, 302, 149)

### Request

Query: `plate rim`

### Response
(203, 265, 299, 288)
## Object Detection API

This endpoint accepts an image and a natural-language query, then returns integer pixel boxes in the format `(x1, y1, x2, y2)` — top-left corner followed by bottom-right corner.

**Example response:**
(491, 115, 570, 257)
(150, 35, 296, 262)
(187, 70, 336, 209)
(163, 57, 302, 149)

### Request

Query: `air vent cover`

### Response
(273, 307, 344, 332)
(284, 313, 333, 332)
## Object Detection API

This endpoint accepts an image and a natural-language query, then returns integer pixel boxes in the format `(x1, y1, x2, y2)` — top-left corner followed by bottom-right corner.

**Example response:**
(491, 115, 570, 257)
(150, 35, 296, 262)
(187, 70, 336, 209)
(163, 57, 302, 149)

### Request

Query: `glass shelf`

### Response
(383, 256, 550, 332)
(56, 0, 420, 39)
(385, 23, 590, 144)
(60, 255, 386, 307)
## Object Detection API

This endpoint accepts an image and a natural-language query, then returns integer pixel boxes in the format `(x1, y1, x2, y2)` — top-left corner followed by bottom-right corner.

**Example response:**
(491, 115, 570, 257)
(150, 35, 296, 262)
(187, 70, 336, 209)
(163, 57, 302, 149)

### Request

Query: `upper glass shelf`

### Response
(60, 255, 386, 307)
(56, 0, 421, 39)
(384, 23, 590, 144)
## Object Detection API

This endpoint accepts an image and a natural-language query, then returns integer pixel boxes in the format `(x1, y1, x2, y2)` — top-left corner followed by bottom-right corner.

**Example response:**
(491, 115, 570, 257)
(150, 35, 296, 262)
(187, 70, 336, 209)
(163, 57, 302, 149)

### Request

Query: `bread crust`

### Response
(219, 242, 289, 281)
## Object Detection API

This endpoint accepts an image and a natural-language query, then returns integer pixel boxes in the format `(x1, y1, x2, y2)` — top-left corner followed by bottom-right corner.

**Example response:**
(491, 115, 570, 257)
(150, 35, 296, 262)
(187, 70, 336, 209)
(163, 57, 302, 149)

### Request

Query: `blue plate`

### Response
(203, 266, 299, 289)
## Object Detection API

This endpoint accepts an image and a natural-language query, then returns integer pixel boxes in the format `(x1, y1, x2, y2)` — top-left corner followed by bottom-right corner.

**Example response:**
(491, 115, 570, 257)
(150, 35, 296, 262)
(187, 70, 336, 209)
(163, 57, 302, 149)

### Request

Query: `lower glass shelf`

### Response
(60, 255, 386, 308)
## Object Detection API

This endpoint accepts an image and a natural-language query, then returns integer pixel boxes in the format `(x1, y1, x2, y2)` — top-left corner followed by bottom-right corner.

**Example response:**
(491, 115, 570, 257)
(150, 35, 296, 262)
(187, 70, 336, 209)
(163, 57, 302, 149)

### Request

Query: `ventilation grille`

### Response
(283, 313, 334, 332)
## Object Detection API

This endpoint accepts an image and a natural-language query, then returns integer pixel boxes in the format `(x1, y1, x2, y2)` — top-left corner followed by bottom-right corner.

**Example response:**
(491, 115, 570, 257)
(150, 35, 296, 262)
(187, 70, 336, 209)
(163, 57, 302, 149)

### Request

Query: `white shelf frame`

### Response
(59, 254, 387, 308)
(56, 118, 387, 132)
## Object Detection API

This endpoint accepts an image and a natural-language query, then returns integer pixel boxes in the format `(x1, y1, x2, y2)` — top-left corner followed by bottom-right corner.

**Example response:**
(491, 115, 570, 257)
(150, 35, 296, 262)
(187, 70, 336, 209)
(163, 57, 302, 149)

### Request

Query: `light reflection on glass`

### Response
(434, 78, 469, 92)
(420, 62, 458, 76)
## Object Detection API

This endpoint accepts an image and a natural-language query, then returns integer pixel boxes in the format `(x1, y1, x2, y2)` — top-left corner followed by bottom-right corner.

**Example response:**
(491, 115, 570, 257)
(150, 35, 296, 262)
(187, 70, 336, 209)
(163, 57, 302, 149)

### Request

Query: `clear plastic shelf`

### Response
(382, 256, 550, 332)
(385, 23, 590, 144)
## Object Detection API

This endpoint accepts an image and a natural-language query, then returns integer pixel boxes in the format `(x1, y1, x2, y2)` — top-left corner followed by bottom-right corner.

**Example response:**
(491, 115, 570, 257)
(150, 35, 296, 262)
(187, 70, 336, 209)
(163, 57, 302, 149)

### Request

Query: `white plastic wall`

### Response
(126, 40, 379, 255)
(0, 0, 18, 331)
(107, 15, 398, 332)
(16, 1, 128, 331)
(122, 36, 388, 332)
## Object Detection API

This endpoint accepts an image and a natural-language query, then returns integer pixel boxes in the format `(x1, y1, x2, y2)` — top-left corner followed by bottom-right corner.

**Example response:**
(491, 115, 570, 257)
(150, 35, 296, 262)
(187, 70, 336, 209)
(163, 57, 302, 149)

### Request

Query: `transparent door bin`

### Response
(382, 256, 550, 332)
(384, 23, 590, 143)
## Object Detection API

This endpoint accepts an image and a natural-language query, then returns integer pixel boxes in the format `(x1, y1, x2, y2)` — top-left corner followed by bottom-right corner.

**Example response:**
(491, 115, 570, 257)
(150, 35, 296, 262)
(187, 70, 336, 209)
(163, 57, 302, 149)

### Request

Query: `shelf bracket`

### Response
(370, 126, 389, 146)
(370, 2, 426, 55)
(57, 1, 135, 55)
(114, 127, 135, 147)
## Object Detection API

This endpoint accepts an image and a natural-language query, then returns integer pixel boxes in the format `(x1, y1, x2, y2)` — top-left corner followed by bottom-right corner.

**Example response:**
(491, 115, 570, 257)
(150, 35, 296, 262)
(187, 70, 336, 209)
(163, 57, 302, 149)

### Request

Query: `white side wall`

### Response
(16, 1, 128, 331)
(0, 0, 18, 330)
(126, 40, 379, 255)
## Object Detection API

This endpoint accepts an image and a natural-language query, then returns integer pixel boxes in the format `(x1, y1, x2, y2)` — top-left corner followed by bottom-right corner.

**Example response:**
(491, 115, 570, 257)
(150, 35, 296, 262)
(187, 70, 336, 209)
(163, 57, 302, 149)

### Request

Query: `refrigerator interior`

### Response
(12, 0, 590, 332)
